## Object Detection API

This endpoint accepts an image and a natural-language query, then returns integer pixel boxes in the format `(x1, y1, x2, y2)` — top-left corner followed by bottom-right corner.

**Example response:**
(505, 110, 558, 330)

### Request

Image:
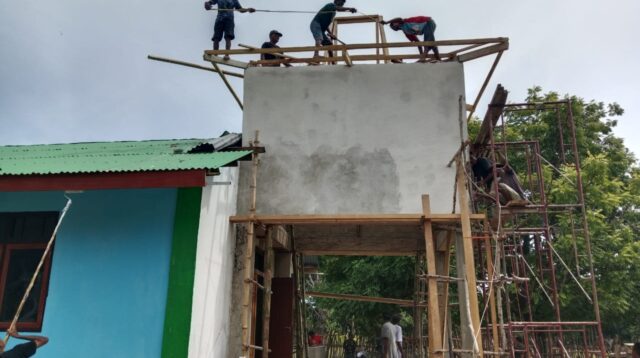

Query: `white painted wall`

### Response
(239, 63, 467, 215)
(188, 168, 238, 358)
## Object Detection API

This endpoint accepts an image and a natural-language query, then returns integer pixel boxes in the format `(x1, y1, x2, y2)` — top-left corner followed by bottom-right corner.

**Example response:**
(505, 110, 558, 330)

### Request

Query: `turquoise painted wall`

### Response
(0, 189, 177, 357)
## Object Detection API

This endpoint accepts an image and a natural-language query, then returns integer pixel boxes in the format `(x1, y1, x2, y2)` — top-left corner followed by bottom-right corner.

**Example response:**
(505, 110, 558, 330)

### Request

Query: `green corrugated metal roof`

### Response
(0, 137, 251, 176)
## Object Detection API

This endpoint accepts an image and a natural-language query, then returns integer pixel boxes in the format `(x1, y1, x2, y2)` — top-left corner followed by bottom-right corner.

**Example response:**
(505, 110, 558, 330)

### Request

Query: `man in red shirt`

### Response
(381, 16, 441, 62)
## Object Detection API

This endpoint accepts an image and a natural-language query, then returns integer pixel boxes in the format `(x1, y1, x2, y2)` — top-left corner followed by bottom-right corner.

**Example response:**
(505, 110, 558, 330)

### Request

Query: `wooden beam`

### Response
(238, 44, 299, 60)
(203, 54, 250, 69)
(423, 195, 444, 358)
(473, 84, 509, 146)
(204, 38, 509, 56)
(484, 223, 500, 351)
(306, 291, 421, 306)
(334, 14, 382, 24)
(456, 158, 484, 357)
(211, 62, 243, 110)
(262, 229, 275, 357)
(230, 213, 486, 225)
(457, 41, 509, 63)
(147, 55, 244, 78)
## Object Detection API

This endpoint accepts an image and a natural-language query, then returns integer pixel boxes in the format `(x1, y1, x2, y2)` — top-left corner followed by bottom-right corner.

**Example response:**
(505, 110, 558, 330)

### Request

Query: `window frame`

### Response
(0, 212, 56, 332)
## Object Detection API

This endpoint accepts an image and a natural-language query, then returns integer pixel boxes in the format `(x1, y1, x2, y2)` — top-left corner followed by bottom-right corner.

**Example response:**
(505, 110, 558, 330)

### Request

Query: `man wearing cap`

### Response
(381, 16, 441, 62)
(261, 30, 292, 67)
(310, 0, 357, 59)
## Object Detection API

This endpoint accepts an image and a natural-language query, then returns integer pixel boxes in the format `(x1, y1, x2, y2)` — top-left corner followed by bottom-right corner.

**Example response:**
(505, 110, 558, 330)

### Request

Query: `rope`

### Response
(2, 196, 73, 345)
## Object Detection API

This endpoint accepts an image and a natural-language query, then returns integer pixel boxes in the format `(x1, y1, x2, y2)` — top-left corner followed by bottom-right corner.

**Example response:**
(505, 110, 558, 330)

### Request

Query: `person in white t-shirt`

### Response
(381, 313, 400, 358)
(392, 314, 404, 357)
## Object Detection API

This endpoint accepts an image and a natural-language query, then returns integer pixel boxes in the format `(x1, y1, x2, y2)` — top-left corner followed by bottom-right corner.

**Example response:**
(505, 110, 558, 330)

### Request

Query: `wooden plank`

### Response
(203, 54, 250, 69)
(204, 38, 508, 56)
(456, 158, 484, 357)
(457, 41, 509, 63)
(306, 291, 420, 306)
(423, 195, 444, 358)
(211, 62, 243, 110)
(147, 55, 244, 78)
(229, 213, 486, 225)
(300, 250, 417, 256)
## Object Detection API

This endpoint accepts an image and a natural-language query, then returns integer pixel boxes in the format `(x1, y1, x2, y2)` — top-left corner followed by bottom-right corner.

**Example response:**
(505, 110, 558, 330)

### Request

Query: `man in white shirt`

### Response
(381, 313, 400, 358)
(392, 314, 404, 357)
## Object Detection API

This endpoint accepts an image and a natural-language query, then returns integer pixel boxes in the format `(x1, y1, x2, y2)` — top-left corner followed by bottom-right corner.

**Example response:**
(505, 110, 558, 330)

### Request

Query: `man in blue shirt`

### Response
(204, 0, 255, 60)
(310, 0, 357, 58)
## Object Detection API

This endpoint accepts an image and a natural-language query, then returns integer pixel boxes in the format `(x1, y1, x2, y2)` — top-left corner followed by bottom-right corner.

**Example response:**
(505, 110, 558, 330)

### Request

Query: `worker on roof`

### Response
(204, 0, 255, 60)
(310, 0, 357, 60)
(381, 16, 441, 62)
(261, 30, 292, 67)
(0, 326, 48, 357)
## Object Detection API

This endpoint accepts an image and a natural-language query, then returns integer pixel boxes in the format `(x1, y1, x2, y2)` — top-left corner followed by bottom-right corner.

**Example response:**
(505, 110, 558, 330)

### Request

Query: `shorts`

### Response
(423, 19, 436, 42)
(212, 16, 235, 41)
(310, 21, 331, 45)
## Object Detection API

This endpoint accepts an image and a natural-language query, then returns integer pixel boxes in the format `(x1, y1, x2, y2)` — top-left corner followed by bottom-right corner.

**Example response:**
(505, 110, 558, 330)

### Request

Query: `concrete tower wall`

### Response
(238, 63, 467, 215)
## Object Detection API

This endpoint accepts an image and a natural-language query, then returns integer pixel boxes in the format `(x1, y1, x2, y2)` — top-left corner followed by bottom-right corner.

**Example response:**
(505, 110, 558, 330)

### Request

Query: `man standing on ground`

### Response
(391, 314, 404, 357)
(381, 16, 441, 62)
(0, 326, 48, 357)
(261, 30, 292, 67)
(204, 0, 255, 60)
(381, 313, 399, 358)
(310, 0, 357, 59)
(343, 332, 357, 358)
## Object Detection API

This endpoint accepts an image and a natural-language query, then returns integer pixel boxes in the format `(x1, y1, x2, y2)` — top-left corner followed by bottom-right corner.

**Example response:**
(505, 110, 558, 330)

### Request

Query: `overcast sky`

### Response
(1, 0, 639, 156)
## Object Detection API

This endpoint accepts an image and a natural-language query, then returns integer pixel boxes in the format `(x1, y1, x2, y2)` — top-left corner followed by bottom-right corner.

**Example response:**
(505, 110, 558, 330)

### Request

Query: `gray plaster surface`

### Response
(238, 62, 467, 215)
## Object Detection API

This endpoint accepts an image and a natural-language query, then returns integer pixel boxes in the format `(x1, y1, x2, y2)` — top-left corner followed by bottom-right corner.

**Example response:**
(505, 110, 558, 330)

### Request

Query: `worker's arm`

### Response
(380, 17, 403, 25)
(336, 6, 357, 13)
(396, 341, 404, 356)
(7, 327, 49, 348)
(234, 0, 255, 13)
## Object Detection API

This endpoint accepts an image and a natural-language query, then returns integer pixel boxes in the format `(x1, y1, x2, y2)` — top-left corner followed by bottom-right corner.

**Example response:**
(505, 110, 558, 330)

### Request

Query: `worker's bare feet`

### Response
(223, 55, 230, 61)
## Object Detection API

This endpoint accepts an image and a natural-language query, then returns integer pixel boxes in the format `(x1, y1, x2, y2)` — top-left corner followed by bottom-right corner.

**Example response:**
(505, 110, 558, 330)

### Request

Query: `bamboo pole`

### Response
(456, 157, 484, 357)
(241, 131, 260, 358)
(422, 195, 444, 358)
(306, 291, 421, 306)
(205, 38, 509, 56)
(211, 62, 244, 110)
(3, 197, 72, 345)
(147, 55, 244, 78)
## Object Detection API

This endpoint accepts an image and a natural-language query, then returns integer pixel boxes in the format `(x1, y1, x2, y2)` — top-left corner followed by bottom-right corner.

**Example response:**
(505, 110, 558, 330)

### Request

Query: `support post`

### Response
(456, 158, 484, 357)
(484, 222, 500, 352)
(422, 195, 444, 358)
(262, 228, 275, 357)
(241, 132, 260, 358)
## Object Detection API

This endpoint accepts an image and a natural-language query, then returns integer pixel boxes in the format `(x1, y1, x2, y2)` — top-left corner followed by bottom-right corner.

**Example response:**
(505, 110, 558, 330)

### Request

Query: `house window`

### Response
(0, 212, 57, 331)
